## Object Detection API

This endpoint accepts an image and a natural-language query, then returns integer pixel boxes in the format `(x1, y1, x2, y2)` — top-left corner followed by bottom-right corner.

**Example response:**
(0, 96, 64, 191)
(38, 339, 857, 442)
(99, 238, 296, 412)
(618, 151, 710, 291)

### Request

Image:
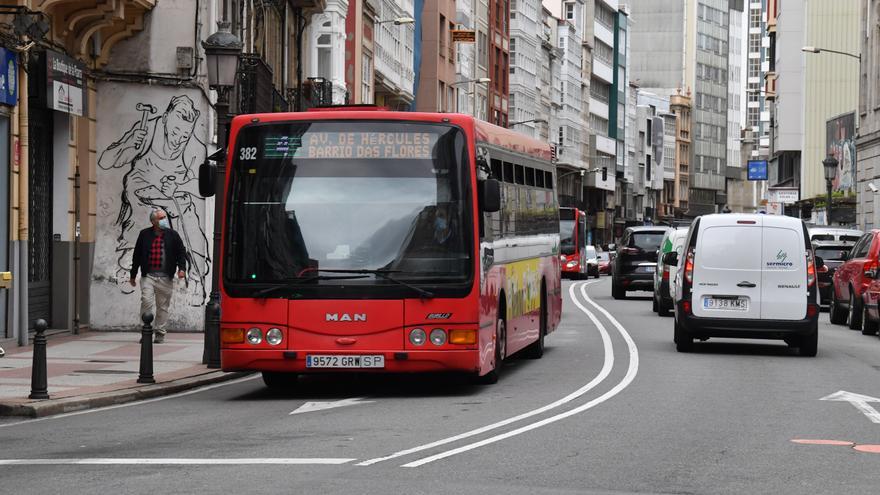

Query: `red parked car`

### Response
(598, 251, 612, 275)
(829, 230, 880, 329)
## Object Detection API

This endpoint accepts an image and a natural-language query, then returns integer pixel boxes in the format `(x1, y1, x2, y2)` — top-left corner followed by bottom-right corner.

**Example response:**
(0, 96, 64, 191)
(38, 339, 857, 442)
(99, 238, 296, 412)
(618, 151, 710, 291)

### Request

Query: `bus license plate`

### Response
(704, 297, 748, 311)
(306, 355, 385, 369)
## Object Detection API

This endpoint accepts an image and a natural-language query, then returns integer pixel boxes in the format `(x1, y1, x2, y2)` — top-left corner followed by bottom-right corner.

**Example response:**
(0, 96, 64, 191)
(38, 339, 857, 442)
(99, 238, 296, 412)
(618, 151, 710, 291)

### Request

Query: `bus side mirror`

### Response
(662, 251, 679, 266)
(199, 161, 216, 198)
(481, 179, 501, 213)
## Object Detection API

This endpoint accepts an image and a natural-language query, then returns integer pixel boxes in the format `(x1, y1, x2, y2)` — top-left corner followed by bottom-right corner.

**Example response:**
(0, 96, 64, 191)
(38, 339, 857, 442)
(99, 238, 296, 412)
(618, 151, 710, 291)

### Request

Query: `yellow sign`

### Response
(452, 30, 476, 43)
(505, 259, 541, 319)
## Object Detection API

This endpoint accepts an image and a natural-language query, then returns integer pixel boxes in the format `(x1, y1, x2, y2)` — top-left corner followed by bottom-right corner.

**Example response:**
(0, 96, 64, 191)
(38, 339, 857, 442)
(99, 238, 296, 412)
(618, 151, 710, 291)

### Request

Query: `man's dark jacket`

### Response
(130, 227, 187, 279)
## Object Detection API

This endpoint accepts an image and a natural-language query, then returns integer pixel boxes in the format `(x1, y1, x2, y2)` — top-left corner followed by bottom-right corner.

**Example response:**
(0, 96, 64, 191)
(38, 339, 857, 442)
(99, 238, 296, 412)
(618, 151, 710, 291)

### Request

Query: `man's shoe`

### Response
(153, 334, 165, 344)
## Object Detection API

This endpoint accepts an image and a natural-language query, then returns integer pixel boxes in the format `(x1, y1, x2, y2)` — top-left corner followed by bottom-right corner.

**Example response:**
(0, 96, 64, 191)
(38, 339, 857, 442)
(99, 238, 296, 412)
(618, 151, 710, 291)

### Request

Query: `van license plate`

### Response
(306, 355, 385, 368)
(704, 297, 748, 311)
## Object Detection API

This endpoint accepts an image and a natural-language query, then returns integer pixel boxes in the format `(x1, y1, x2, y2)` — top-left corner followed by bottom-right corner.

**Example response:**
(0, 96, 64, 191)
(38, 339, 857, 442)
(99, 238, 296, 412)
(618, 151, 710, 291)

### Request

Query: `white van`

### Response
(668, 214, 820, 356)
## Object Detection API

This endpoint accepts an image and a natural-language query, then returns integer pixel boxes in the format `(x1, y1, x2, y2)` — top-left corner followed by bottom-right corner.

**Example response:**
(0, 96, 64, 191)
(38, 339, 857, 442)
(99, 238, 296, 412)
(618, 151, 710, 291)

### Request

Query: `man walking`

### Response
(130, 208, 187, 343)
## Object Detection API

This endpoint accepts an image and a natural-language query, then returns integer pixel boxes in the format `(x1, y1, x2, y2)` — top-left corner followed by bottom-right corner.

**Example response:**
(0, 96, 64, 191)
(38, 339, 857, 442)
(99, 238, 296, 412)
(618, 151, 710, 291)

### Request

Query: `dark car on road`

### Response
(812, 241, 855, 308)
(612, 226, 671, 299)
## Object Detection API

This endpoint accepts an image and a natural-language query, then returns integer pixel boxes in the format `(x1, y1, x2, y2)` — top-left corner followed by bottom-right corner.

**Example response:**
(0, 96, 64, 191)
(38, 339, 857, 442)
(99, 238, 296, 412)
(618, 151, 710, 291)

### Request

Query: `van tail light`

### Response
(684, 248, 695, 285)
(682, 300, 692, 315)
(662, 266, 670, 280)
(806, 251, 816, 288)
(806, 303, 819, 318)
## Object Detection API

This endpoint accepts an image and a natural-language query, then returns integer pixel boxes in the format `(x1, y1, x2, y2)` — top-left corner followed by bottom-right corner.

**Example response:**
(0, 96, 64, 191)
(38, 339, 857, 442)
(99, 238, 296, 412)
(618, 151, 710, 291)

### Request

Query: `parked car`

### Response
(611, 226, 672, 299)
(829, 230, 880, 329)
(859, 270, 880, 336)
(670, 214, 820, 356)
(653, 227, 689, 317)
(597, 251, 612, 275)
(809, 227, 863, 244)
(812, 241, 855, 308)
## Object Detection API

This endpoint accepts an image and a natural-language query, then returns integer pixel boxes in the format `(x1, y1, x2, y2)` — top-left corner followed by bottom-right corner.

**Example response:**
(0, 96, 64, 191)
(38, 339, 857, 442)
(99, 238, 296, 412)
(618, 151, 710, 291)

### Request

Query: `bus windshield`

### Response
(559, 219, 576, 255)
(224, 121, 472, 291)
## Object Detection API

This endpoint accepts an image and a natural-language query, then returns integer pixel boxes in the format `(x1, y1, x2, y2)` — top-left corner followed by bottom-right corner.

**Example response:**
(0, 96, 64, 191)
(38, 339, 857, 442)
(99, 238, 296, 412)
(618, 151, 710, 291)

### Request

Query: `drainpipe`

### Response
(16, 55, 29, 347)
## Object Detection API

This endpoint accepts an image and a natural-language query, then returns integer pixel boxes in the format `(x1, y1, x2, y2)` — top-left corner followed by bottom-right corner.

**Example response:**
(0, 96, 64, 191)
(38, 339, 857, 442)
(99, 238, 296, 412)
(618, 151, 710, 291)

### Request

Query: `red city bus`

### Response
(559, 207, 592, 278)
(210, 107, 562, 386)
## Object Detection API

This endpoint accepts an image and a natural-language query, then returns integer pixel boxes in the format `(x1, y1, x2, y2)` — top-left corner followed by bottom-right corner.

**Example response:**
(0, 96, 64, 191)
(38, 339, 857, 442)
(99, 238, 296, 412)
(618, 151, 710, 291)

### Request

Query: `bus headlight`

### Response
(409, 328, 427, 346)
(266, 328, 283, 346)
(567, 261, 578, 268)
(246, 328, 263, 345)
(429, 328, 447, 346)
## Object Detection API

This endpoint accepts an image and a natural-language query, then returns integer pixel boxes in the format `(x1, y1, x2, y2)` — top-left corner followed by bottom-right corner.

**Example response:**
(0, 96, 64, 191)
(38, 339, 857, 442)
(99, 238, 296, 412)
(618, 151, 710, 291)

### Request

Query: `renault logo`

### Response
(326, 313, 367, 322)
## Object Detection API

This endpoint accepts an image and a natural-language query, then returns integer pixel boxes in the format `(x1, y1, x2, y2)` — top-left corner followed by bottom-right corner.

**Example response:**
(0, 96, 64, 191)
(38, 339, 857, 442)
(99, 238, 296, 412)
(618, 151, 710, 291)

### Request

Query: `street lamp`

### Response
(375, 17, 415, 25)
(802, 46, 861, 61)
(453, 78, 491, 118)
(202, 21, 243, 368)
(508, 118, 548, 127)
(823, 155, 839, 226)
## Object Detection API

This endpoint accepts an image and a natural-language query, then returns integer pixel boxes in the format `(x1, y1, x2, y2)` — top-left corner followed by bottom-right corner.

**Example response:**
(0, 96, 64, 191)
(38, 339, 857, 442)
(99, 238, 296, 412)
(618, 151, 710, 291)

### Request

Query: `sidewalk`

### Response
(0, 331, 248, 418)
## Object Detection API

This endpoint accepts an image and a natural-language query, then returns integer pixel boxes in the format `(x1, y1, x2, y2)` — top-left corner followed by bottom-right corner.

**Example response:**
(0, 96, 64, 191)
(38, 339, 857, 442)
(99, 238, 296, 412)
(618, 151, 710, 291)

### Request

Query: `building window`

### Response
(317, 33, 332, 79)
(565, 3, 575, 20)
(361, 51, 372, 104)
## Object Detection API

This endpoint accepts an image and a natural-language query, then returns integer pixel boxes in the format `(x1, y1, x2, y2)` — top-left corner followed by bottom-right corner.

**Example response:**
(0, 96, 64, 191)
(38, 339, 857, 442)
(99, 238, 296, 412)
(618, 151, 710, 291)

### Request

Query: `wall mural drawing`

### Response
(98, 95, 210, 306)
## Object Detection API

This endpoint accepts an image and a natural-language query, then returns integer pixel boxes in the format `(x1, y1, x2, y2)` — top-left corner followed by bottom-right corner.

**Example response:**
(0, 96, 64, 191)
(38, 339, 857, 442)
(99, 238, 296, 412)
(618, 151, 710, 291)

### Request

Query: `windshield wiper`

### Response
(251, 275, 370, 298)
(311, 269, 435, 299)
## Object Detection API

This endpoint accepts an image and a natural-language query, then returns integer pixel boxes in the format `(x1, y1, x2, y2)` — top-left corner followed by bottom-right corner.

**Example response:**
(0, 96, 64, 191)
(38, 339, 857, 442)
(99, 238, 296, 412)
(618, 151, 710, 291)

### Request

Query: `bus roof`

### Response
(230, 109, 553, 163)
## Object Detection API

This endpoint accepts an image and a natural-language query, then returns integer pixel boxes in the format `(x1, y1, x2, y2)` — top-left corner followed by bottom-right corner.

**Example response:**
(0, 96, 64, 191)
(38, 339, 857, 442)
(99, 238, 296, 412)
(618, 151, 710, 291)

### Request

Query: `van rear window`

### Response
(699, 226, 762, 270)
(814, 247, 849, 261)
(631, 232, 665, 251)
(811, 234, 834, 241)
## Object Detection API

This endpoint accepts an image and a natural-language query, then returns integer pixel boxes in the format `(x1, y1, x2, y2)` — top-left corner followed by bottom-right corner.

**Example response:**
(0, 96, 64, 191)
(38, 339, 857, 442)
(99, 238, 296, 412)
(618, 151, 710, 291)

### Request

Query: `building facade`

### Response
(414, 0, 457, 112)
(766, 0, 859, 222)
(629, 0, 737, 216)
(857, 0, 880, 229)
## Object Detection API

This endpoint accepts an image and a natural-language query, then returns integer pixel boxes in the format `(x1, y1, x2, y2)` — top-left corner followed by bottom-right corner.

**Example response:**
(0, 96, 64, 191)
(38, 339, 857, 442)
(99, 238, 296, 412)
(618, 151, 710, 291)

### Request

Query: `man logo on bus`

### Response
(326, 313, 367, 322)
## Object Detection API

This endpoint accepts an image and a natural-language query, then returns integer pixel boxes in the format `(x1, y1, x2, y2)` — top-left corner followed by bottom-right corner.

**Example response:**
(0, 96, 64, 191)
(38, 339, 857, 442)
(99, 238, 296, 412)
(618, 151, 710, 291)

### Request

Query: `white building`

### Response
(372, 0, 416, 108)
(509, 0, 543, 138)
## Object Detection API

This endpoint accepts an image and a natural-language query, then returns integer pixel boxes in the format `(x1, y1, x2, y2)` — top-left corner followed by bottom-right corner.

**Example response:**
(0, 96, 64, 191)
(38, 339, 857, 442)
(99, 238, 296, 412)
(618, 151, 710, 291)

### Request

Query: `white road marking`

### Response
(357, 281, 613, 467)
(400, 282, 639, 467)
(0, 375, 259, 429)
(820, 390, 880, 424)
(0, 458, 355, 466)
(290, 397, 375, 415)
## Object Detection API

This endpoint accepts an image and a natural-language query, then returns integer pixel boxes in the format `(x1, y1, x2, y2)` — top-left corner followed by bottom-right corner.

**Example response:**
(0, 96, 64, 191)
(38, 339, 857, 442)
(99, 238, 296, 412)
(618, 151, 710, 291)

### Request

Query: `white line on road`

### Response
(400, 282, 639, 467)
(0, 375, 260, 429)
(290, 397, 375, 415)
(820, 390, 880, 424)
(356, 281, 613, 467)
(0, 458, 356, 466)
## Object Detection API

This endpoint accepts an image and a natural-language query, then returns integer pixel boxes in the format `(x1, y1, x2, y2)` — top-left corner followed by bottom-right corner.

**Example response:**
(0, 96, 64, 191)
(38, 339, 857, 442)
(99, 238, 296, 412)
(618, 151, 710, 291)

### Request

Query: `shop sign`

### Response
(46, 50, 86, 116)
(0, 47, 18, 106)
(452, 30, 476, 43)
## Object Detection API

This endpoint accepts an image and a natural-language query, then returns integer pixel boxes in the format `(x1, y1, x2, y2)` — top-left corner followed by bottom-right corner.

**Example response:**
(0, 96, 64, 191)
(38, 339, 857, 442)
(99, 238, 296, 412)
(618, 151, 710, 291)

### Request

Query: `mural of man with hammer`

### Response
(99, 95, 209, 306)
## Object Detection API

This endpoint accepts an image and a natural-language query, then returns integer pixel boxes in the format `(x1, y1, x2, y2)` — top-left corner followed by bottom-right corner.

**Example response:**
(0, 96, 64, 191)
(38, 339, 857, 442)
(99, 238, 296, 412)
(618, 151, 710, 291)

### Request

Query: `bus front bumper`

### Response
(221, 349, 481, 374)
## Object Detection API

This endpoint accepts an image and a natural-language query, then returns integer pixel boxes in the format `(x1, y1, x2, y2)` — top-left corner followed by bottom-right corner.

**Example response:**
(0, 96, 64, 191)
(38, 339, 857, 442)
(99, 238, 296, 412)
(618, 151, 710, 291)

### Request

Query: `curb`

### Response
(0, 371, 253, 418)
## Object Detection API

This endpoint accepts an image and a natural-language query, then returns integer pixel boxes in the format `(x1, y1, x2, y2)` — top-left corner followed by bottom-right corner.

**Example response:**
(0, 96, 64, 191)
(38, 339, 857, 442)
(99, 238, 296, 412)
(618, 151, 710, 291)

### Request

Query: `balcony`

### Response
(238, 54, 282, 114)
(289, 78, 334, 110)
(692, 171, 726, 191)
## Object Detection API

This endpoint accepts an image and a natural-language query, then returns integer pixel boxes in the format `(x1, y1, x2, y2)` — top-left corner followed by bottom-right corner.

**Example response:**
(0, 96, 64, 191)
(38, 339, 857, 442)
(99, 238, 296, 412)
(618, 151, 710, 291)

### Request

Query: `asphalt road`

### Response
(2, 278, 880, 494)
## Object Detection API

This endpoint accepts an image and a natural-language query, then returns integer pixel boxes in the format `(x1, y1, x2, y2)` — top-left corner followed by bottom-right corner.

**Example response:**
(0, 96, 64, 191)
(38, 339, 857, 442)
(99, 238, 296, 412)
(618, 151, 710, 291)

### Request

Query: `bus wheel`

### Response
(262, 372, 298, 390)
(476, 315, 506, 384)
(525, 288, 547, 359)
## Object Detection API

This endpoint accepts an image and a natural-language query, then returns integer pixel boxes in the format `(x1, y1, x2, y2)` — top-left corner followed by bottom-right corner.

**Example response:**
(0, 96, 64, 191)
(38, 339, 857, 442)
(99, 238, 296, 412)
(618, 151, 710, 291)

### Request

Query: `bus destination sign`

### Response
(264, 132, 437, 159)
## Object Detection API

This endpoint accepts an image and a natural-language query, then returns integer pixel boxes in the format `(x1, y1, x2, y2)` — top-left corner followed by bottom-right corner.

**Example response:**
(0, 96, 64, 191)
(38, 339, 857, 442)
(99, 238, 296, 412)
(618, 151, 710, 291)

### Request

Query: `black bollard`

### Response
(29, 319, 49, 400)
(137, 312, 156, 384)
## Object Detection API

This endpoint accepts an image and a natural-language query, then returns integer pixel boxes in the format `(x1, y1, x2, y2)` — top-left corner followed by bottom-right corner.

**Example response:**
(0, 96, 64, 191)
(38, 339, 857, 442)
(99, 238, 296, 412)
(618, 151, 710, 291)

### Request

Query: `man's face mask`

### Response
(158, 218, 170, 230)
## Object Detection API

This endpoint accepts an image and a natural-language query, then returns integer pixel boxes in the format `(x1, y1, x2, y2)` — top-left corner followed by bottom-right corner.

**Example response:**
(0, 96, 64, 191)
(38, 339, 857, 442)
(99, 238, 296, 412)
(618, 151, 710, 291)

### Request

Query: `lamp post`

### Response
(374, 17, 415, 25)
(823, 155, 839, 226)
(802, 46, 861, 61)
(453, 77, 491, 118)
(508, 118, 548, 127)
(202, 21, 243, 368)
